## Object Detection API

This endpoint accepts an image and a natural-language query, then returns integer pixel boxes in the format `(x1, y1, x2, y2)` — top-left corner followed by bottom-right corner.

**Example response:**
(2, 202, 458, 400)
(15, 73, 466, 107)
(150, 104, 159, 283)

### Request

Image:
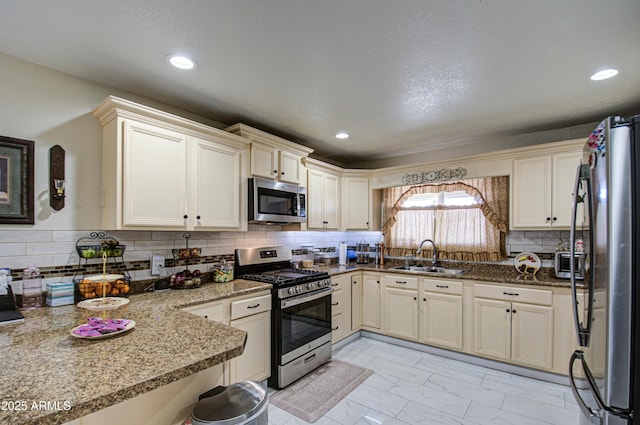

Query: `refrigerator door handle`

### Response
(570, 164, 594, 347)
(569, 351, 602, 424)
(570, 350, 635, 422)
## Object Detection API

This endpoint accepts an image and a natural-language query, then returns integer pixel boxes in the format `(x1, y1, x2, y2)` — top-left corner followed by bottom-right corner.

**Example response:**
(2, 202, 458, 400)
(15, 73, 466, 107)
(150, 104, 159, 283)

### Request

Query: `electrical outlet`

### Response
(151, 255, 165, 276)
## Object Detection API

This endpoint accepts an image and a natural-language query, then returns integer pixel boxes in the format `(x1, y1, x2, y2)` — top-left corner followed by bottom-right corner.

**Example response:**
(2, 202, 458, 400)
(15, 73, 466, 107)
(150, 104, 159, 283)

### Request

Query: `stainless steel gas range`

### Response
(235, 246, 333, 389)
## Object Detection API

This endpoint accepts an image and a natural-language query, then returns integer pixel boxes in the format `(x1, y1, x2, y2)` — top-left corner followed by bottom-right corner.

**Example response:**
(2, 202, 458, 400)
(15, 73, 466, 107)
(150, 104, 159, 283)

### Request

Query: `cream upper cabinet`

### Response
(342, 176, 371, 230)
(362, 272, 382, 330)
(420, 279, 463, 350)
(249, 142, 302, 184)
(511, 150, 583, 229)
(307, 169, 340, 229)
(93, 96, 249, 232)
(473, 284, 554, 370)
(226, 123, 314, 185)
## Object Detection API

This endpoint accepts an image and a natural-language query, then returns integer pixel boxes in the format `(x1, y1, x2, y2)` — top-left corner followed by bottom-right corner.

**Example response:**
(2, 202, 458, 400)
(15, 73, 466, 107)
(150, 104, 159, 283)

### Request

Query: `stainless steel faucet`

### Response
(416, 239, 438, 267)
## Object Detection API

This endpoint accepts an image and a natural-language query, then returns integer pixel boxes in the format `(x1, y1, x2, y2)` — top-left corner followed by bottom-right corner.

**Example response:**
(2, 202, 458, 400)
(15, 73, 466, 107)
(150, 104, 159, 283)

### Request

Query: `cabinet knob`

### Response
(273, 170, 278, 174)
(553, 217, 557, 221)
(196, 215, 201, 220)
(546, 217, 551, 221)
(506, 309, 510, 313)
(183, 214, 188, 219)
(413, 297, 417, 300)
(281, 171, 285, 175)
(512, 309, 517, 313)
(423, 298, 426, 301)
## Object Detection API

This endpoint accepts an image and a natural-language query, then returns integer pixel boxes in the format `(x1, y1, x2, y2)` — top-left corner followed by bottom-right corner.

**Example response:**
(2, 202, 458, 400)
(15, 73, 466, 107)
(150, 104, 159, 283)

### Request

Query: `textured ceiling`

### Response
(1, 0, 639, 167)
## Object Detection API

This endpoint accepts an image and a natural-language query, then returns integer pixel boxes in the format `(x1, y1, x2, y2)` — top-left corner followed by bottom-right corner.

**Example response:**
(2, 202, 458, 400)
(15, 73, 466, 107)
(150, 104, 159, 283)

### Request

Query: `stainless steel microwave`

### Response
(554, 251, 585, 280)
(248, 177, 306, 224)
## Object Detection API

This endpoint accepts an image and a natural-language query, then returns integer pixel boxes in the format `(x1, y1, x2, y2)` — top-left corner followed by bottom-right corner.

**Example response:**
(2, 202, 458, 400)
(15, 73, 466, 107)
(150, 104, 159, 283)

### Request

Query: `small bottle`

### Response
(575, 238, 584, 253)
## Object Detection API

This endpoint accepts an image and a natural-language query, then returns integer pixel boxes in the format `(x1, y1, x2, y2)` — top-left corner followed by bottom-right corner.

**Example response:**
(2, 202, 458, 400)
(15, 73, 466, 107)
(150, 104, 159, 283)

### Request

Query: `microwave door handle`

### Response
(571, 164, 594, 347)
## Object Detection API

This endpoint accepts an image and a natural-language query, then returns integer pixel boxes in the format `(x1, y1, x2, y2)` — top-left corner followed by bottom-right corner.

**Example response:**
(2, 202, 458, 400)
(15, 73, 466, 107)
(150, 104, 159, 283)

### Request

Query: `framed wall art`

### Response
(0, 135, 34, 224)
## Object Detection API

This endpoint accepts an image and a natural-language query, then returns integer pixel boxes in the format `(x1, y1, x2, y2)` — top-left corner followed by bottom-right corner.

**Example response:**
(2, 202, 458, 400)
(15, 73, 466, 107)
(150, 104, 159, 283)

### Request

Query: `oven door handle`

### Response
(281, 287, 333, 309)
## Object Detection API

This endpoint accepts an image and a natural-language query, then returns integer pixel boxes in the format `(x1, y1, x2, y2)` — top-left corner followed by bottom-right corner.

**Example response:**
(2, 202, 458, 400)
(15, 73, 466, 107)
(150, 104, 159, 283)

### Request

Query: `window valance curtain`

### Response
(381, 176, 509, 261)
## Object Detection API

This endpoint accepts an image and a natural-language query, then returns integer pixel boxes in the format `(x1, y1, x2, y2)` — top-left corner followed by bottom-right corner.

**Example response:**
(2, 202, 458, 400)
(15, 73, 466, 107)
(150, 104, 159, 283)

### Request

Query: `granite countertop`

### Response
(319, 261, 572, 288)
(0, 279, 271, 425)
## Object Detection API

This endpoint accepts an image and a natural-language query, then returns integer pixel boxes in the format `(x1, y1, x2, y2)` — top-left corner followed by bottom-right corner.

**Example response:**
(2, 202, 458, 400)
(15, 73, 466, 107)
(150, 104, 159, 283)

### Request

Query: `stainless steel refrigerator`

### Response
(569, 115, 640, 424)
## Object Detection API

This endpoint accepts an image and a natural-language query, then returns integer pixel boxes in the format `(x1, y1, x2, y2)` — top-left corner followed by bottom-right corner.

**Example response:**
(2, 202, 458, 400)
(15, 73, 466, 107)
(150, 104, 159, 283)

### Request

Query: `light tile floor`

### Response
(268, 337, 579, 425)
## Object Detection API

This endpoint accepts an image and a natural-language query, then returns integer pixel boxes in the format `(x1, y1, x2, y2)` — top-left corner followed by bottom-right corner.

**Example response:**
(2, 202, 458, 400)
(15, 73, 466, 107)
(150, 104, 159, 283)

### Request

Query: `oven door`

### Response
(279, 287, 332, 364)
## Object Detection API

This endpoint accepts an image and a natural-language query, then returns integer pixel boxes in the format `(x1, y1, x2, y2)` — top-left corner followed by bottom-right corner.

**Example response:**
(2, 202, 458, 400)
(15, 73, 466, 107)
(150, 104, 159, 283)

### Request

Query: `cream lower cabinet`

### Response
(383, 275, 419, 341)
(420, 279, 463, 351)
(182, 291, 271, 383)
(351, 273, 363, 330)
(473, 284, 554, 370)
(94, 96, 249, 231)
(362, 272, 382, 330)
(331, 274, 353, 343)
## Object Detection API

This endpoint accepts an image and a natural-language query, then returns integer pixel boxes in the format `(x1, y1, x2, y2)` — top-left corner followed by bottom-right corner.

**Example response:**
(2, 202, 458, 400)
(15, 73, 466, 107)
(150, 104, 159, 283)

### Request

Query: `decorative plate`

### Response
(514, 252, 541, 275)
(71, 318, 135, 340)
(77, 297, 129, 311)
(83, 274, 124, 283)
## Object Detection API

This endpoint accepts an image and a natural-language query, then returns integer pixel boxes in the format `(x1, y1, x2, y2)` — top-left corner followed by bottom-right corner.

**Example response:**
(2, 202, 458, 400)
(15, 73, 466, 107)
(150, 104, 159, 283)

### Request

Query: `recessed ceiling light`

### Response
(335, 132, 349, 139)
(590, 68, 618, 81)
(168, 55, 197, 70)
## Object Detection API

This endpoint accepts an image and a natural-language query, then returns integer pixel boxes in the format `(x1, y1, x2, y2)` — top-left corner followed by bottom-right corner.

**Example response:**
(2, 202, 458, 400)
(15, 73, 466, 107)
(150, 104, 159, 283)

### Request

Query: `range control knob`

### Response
(296, 286, 301, 293)
(307, 283, 314, 290)
(288, 287, 294, 295)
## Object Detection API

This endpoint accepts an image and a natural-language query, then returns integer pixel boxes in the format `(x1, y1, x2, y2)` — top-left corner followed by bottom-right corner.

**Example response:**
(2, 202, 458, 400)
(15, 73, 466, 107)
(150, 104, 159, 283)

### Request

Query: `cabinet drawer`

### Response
(474, 284, 552, 306)
(231, 294, 271, 320)
(332, 290, 347, 316)
(383, 274, 419, 290)
(330, 276, 349, 291)
(183, 301, 225, 323)
(423, 279, 463, 295)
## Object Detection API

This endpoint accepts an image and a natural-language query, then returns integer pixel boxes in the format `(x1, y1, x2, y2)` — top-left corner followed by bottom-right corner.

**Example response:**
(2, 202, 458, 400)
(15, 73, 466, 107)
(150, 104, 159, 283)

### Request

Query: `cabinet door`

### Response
(351, 274, 363, 330)
(229, 311, 271, 383)
(324, 173, 340, 229)
(511, 156, 552, 228)
(362, 274, 381, 329)
(279, 151, 301, 184)
(421, 292, 463, 350)
(511, 302, 553, 369)
(192, 138, 242, 229)
(474, 298, 510, 360)
(343, 177, 370, 230)
(250, 142, 277, 180)
(553, 152, 583, 227)
(123, 120, 188, 228)
(384, 287, 418, 340)
(307, 170, 325, 228)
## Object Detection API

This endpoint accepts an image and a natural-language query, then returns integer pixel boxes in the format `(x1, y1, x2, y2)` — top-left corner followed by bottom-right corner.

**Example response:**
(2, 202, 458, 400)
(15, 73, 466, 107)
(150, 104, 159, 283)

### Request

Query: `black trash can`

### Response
(190, 381, 268, 425)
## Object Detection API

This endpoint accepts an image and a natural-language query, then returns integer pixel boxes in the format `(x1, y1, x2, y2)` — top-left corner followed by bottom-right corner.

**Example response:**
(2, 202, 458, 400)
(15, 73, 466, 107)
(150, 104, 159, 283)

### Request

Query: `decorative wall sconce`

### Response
(49, 145, 66, 210)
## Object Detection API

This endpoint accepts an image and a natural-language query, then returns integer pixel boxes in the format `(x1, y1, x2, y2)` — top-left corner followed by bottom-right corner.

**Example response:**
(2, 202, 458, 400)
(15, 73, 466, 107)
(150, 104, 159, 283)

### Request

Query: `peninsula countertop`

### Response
(0, 279, 271, 425)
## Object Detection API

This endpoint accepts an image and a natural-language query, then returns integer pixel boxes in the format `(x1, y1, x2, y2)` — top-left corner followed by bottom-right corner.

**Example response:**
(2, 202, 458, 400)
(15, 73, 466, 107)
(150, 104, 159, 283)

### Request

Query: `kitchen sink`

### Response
(390, 265, 469, 275)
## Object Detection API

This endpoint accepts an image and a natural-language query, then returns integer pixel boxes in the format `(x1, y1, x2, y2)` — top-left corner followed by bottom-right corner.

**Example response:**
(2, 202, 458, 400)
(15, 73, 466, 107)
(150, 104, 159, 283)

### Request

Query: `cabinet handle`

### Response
(332, 302, 339, 306)
(330, 283, 339, 287)
(247, 304, 260, 309)
(503, 292, 519, 296)
(436, 285, 449, 289)
(396, 281, 407, 284)
(332, 326, 339, 331)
